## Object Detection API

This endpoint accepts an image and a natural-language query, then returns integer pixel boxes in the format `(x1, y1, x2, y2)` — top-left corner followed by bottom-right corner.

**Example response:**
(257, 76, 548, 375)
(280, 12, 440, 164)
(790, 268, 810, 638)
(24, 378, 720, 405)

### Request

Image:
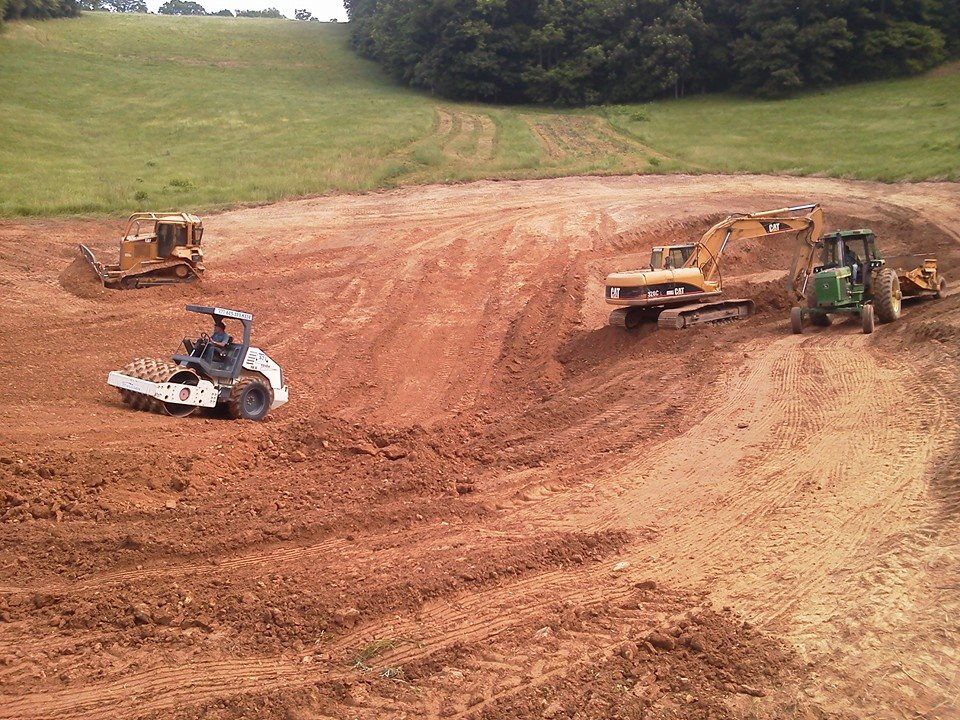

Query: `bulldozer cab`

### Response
(155, 220, 201, 257)
(126, 213, 203, 259)
(173, 306, 252, 381)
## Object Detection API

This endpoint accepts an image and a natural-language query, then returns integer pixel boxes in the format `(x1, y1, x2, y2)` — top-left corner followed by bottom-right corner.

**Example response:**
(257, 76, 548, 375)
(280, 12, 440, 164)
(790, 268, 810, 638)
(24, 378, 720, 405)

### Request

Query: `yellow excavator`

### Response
(605, 204, 824, 329)
(79, 212, 205, 289)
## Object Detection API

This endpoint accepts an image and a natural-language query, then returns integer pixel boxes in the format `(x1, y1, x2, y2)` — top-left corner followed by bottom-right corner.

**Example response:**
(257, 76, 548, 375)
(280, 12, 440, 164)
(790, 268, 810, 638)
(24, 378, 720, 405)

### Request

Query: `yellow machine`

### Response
(605, 204, 824, 329)
(79, 212, 205, 289)
(896, 257, 947, 299)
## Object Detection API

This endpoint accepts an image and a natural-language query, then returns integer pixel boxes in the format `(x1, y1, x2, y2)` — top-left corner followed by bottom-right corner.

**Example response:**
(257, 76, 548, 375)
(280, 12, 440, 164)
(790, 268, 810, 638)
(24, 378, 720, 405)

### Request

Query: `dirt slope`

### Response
(1, 174, 958, 719)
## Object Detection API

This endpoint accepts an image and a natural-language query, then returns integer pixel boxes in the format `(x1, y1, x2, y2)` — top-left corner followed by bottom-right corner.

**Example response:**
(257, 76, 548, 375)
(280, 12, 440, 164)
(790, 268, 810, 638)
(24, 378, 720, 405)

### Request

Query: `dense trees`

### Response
(346, 0, 958, 103)
(158, 0, 206, 14)
(3, 0, 80, 21)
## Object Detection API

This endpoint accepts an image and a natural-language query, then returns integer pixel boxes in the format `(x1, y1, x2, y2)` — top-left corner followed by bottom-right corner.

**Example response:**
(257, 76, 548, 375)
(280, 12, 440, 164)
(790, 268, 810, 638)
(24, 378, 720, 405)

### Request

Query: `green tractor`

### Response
(789, 229, 902, 335)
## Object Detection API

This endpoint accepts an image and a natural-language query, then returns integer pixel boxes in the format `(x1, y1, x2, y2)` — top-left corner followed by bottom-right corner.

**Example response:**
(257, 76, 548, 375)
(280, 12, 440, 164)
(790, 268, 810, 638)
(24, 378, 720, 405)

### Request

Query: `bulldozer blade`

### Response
(78, 244, 107, 282)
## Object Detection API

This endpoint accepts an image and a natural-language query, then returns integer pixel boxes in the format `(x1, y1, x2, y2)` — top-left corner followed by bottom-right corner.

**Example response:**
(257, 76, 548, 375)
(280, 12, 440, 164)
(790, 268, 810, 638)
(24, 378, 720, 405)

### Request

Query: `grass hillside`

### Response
(1, 13, 958, 217)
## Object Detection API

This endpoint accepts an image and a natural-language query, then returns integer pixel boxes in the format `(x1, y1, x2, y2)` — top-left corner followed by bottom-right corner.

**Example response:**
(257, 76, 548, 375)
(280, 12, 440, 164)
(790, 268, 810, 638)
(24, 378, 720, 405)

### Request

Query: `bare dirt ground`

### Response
(1, 174, 959, 719)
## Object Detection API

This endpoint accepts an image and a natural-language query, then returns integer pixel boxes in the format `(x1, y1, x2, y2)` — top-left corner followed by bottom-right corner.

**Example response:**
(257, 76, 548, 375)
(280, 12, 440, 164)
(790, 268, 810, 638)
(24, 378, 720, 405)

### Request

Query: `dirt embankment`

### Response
(1, 174, 959, 719)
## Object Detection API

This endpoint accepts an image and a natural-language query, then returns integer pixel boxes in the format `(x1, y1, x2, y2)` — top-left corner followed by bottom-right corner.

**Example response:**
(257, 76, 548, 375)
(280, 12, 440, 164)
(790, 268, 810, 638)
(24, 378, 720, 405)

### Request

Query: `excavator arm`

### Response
(690, 204, 824, 288)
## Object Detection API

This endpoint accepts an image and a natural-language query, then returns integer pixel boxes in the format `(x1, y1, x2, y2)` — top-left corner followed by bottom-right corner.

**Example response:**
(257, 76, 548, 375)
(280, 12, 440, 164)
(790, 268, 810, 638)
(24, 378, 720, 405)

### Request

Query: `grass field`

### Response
(1, 13, 958, 217)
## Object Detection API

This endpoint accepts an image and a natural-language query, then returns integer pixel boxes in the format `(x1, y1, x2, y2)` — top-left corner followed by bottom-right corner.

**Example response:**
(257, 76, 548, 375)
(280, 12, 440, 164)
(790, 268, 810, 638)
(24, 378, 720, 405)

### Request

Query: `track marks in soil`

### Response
(524, 114, 667, 166)
(435, 108, 497, 162)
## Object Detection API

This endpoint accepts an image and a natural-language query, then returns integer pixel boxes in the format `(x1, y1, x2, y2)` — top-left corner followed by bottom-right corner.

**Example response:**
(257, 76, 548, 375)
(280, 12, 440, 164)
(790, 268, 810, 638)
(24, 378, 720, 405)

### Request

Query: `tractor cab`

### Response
(173, 305, 252, 381)
(814, 230, 884, 287)
(808, 230, 886, 310)
(650, 244, 697, 270)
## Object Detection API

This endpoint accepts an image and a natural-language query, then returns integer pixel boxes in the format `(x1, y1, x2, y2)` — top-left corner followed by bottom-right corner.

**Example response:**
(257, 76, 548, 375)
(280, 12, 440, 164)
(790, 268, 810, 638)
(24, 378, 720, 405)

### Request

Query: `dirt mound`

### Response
(475, 605, 794, 720)
(58, 256, 110, 298)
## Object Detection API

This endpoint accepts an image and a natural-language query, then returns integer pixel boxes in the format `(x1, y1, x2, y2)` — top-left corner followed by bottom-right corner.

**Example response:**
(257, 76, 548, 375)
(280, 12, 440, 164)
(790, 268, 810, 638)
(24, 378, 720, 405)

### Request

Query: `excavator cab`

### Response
(650, 244, 697, 270)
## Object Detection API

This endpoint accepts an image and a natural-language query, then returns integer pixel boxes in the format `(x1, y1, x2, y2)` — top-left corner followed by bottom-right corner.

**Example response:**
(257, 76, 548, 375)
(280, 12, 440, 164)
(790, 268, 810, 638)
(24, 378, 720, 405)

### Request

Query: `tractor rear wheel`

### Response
(790, 307, 803, 334)
(228, 377, 274, 421)
(861, 304, 875, 334)
(873, 268, 902, 323)
(936, 276, 947, 299)
(811, 312, 832, 327)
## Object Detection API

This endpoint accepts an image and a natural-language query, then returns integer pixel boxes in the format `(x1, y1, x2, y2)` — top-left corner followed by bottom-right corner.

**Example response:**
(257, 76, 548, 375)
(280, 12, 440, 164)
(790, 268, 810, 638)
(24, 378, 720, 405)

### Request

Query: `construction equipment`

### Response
(108, 305, 288, 420)
(79, 212, 205, 289)
(896, 257, 948, 299)
(787, 229, 946, 334)
(605, 204, 823, 330)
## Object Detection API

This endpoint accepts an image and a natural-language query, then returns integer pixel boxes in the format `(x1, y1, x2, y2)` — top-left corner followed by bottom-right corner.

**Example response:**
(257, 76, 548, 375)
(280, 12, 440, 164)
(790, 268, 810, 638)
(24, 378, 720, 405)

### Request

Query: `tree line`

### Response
(3, 0, 80, 23)
(345, 0, 960, 103)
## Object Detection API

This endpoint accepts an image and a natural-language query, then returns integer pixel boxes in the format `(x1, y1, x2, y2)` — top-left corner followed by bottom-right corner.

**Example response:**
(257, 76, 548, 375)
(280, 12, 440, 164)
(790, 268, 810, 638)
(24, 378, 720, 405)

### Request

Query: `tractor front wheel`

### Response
(228, 377, 274, 421)
(873, 268, 902, 323)
(861, 304, 875, 334)
(790, 307, 803, 334)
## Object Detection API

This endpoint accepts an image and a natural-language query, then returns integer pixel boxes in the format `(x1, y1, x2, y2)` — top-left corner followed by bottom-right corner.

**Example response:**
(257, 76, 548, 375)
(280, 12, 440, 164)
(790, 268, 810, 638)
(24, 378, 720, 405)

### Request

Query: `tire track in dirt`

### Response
(4, 330, 943, 720)
(524, 114, 668, 165)
(433, 108, 497, 162)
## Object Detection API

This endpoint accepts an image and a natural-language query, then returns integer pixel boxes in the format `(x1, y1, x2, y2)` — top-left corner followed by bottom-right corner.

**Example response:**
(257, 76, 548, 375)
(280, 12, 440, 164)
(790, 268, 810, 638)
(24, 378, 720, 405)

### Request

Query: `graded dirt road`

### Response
(1, 175, 959, 719)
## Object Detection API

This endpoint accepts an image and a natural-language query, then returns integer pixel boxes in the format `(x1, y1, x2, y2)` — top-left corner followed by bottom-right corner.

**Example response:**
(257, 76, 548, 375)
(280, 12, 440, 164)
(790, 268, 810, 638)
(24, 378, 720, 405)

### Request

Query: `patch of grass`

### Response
(351, 637, 403, 670)
(1, 12, 958, 217)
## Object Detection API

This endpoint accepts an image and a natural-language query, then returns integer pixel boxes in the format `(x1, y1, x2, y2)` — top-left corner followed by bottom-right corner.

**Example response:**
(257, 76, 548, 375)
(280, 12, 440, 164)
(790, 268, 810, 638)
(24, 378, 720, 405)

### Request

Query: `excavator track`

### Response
(657, 298, 755, 329)
(116, 357, 185, 415)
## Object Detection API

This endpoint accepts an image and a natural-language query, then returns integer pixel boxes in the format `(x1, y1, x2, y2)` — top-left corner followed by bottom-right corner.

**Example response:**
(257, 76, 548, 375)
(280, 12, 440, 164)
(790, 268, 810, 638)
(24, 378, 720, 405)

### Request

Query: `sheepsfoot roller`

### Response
(606, 204, 823, 331)
(108, 306, 288, 420)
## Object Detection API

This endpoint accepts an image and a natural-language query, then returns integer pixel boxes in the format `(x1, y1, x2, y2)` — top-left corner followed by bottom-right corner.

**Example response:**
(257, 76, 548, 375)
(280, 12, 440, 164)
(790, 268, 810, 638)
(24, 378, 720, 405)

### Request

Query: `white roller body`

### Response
(107, 371, 219, 408)
(242, 347, 289, 409)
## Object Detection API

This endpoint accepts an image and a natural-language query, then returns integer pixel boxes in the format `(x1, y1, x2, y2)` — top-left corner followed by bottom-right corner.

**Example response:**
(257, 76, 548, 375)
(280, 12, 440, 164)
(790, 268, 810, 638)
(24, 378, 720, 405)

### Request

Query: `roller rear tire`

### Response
(228, 377, 273, 421)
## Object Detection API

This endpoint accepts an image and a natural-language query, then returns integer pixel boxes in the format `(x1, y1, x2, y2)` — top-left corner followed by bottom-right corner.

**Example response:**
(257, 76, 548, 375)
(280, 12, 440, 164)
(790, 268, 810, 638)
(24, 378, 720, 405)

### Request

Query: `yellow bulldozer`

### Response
(79, 212, 205, 289)
(605, 204, 824, 329)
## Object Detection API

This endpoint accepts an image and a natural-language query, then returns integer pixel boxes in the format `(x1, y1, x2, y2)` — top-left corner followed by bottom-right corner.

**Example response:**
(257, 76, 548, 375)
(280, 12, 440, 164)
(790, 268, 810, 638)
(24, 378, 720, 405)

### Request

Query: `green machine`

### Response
(789, 229, 902, 334)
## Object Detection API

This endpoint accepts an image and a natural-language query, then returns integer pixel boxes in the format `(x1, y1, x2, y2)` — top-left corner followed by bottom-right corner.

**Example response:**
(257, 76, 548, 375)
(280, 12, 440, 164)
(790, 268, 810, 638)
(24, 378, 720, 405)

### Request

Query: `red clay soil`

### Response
(1, 174, 959, 719)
